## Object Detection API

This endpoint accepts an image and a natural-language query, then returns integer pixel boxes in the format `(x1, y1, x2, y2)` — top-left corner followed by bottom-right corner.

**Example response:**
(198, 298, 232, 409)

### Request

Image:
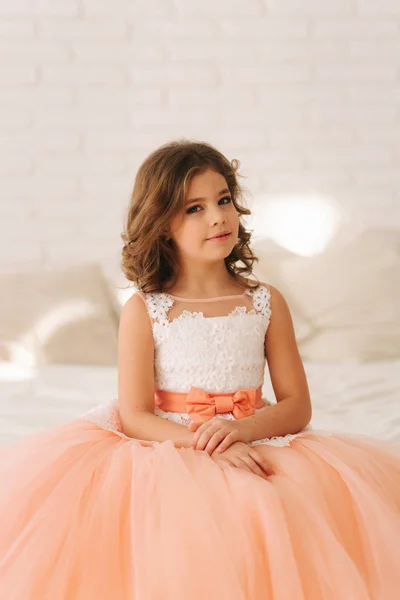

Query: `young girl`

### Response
(0, 139, 399, 599)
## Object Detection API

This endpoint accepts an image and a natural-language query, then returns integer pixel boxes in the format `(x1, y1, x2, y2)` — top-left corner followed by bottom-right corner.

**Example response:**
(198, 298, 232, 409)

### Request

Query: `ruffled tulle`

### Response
(0, 419, 399, 599)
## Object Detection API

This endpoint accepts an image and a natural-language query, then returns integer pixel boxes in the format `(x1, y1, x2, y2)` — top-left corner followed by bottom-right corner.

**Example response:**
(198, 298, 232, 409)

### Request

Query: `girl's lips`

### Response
(207, 233, 231, 241)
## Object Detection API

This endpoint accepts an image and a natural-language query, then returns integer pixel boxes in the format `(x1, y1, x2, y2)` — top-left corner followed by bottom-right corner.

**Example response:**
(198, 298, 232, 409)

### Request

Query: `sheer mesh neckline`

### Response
(163, 290, 247, 302)
(143, 284, 272, 328)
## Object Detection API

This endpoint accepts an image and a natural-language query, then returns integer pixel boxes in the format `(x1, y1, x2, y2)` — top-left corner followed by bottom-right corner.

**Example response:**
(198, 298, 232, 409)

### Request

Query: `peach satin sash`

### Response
(155, 386, 265, 423)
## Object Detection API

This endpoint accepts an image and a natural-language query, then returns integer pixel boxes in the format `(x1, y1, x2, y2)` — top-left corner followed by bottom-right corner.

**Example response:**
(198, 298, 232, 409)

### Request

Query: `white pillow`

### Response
(103, 269, 135, 315)
(252, 238, 315, 344)
(0, 263, 119, 366)
(268, 229, 400, 362)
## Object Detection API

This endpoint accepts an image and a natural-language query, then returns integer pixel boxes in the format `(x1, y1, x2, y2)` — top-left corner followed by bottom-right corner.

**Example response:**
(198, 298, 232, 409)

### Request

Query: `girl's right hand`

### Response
(211, 441, 275, 480)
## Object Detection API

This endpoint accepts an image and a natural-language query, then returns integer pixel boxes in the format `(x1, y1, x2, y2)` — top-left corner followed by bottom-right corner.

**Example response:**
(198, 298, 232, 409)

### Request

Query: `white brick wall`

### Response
(0, 0, 399, 277)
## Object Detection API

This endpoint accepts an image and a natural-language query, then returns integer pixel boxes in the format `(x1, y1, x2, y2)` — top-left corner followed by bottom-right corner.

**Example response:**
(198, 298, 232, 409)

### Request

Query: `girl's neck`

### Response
(164, 275, 249, 300)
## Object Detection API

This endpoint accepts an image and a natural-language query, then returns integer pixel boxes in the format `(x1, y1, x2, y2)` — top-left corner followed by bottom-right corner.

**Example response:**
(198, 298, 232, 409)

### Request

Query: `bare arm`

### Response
(239, 284, 312, 443)
(118, 292, 195, 448)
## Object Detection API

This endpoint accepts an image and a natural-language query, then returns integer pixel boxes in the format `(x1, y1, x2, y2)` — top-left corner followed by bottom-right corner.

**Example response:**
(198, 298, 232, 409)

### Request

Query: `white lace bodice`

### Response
(147, 285, 271, 393)
(82, 283, 308, 447)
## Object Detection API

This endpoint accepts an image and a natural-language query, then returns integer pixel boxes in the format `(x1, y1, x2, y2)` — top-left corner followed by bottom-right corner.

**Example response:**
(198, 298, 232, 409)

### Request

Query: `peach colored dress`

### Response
(0, 284, 399, 599)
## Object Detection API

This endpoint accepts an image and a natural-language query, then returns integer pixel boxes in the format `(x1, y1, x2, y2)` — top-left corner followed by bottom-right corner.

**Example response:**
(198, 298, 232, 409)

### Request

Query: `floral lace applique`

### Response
(244, 285, 272, 321)
(249, 432, 306, 447)
(82, 399, 130, 440)
(145, 292, 175, 326)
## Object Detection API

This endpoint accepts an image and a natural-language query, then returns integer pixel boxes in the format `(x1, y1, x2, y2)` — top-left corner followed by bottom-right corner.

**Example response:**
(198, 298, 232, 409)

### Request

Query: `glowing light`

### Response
(248, 194, 342, 256)
(0, 361, 37, 382)
(115, 287, 135, 306)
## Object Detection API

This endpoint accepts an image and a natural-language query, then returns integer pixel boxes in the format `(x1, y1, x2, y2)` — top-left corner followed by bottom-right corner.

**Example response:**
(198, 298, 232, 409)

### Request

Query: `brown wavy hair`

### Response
(120, 138, 260, 294)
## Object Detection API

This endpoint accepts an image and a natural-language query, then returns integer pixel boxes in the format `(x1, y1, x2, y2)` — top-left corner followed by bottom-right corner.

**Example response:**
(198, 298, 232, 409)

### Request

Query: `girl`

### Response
(0, 139, 399, 599)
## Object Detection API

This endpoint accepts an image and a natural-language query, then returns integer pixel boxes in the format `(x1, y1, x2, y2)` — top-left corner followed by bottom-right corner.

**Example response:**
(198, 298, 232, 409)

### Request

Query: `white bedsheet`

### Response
(0, 361, 399, 447)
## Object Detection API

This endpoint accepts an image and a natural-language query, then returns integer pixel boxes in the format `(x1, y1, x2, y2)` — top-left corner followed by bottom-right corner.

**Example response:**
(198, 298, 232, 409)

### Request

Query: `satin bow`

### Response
(186, 386, 258, 423)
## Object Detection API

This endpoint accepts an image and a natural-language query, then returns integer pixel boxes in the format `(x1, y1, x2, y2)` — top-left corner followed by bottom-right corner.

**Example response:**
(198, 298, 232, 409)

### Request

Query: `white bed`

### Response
(1, 360, 399, 448)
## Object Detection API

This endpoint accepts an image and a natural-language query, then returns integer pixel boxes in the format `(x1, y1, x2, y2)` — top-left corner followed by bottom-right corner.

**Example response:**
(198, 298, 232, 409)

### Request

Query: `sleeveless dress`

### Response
(0, 283, 399, 599)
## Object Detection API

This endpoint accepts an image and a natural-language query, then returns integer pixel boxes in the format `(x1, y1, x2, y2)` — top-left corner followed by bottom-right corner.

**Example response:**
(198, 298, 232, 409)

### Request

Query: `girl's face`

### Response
(168, 168, 239, 261)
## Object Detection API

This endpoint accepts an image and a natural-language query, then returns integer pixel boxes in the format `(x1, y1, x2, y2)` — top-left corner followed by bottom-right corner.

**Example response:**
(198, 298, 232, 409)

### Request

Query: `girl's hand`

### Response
(211, 441, 275, 480)
(188, 418, 246, 455)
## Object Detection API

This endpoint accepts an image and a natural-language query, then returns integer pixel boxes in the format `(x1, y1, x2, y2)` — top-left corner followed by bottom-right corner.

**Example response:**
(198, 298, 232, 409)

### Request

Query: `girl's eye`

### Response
(186, 196, 232, 215)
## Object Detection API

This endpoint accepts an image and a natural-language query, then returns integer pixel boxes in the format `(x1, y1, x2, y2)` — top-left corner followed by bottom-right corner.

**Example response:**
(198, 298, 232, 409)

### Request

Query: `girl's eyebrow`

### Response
(185, 188, 231, 205)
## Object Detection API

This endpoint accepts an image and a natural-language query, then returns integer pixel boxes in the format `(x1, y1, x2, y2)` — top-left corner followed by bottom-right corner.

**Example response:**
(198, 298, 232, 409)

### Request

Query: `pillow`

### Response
(103, 268, 135, 317)
(252, 238, 315, 343)
(272, 228, 400, 362)
(0, 263, 119, 366)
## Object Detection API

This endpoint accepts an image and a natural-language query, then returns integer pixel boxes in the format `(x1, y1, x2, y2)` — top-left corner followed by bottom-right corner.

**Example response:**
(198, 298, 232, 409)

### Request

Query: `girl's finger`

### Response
(248, 458, 269, 479)
(195, 427, 217, 452)
(193, 421, 223, 449)
(213, 432, 237, 454)
(204, 431, 228, 455)
(236, 455, 266, 478)
(249, 450, 275, 476)
(192, 423, 211, 447)
(231, 457, 253, 474)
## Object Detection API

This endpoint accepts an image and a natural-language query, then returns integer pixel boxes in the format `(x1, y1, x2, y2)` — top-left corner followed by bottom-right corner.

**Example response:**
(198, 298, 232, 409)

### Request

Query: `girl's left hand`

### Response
(188, 418, 246, 455)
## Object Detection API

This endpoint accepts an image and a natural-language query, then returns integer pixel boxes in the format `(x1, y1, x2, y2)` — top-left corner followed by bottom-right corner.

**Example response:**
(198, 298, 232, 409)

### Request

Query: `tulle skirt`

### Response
(0, 415, 399, 599)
